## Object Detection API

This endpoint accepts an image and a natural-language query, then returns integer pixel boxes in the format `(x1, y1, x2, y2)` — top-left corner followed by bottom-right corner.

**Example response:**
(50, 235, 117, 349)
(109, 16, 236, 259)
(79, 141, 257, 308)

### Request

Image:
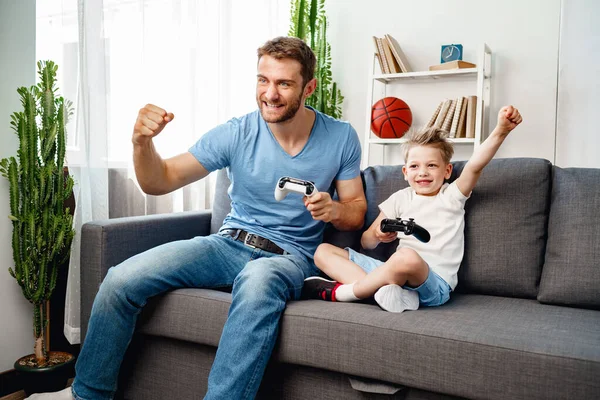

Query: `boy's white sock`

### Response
(334, 283, 359, 302)
(374, 284, 420, 313)
(25, 387, 74, 400)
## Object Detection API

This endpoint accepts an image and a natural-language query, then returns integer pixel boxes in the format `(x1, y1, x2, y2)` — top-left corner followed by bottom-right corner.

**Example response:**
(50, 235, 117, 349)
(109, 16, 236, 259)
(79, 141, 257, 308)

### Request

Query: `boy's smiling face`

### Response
(402, 145, 452, 196)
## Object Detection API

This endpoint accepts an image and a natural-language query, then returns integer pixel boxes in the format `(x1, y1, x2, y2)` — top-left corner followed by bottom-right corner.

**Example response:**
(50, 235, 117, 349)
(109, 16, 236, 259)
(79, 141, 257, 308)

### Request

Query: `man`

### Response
(29, 36, 366, 400)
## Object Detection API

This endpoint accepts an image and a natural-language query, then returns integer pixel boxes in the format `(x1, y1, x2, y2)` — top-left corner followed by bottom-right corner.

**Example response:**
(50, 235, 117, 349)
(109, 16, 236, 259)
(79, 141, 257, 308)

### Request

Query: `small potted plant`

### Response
(0, 60, 76, 395)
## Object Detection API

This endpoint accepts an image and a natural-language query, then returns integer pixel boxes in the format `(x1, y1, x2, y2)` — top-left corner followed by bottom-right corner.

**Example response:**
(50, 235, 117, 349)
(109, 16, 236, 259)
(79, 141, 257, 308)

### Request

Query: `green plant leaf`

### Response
(289, 0, 343, 119)
(3, 60, 76, 359)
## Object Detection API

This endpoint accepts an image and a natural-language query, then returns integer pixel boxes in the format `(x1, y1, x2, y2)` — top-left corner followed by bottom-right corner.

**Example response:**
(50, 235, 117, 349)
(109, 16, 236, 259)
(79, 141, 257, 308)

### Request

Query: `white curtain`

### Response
(36, 0, 290, 345)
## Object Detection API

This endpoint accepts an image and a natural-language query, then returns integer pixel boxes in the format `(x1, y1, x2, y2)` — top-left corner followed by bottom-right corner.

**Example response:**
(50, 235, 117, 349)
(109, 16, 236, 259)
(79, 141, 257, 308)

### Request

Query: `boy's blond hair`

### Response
(402, 127, 454, 164)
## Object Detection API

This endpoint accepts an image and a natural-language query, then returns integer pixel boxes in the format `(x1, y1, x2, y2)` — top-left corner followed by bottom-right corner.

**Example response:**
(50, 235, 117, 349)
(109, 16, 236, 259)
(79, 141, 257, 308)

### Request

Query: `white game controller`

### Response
(274, 176, 318, 201)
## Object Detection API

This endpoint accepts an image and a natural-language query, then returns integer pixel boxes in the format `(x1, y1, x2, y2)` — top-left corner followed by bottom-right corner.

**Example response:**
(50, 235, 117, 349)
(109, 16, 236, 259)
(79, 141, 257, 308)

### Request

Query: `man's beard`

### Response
(258, 91, 304, 123)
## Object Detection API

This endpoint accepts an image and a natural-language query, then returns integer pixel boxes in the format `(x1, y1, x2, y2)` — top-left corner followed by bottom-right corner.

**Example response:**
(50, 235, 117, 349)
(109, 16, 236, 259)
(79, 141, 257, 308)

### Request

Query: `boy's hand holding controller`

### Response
(360, 214, 397, 250)
(374, 222, 398, 244)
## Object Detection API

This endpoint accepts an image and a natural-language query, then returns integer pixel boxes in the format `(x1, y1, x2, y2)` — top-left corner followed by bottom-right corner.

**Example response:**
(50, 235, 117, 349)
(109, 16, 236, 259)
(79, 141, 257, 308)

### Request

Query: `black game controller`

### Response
(380, 218, 431, 243)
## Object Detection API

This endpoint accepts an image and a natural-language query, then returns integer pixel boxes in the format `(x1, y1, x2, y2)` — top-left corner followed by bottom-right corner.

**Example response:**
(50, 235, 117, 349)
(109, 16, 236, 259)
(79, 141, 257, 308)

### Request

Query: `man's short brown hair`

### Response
(402, 127, 454, 164)
(257, 36, 316, 87)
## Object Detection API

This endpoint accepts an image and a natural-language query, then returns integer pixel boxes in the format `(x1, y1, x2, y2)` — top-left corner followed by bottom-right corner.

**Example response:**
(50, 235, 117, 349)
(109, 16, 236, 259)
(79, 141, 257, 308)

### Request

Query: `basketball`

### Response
(371, 97, 412, 138)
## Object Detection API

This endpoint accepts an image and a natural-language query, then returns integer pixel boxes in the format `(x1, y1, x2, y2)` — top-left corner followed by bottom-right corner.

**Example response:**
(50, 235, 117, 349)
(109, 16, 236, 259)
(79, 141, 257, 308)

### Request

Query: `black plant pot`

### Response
(14, 351, 76, 396)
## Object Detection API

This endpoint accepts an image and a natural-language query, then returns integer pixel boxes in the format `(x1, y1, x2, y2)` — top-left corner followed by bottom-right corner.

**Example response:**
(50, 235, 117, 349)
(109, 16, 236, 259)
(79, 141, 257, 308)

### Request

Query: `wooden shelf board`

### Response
(368, 138, 476, 145)
(373, 68, 478, 83)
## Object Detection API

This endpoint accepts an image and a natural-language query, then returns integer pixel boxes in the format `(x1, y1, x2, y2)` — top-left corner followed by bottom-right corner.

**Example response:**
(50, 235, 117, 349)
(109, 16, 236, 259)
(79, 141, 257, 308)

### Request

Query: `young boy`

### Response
(302, 105, 522, 312)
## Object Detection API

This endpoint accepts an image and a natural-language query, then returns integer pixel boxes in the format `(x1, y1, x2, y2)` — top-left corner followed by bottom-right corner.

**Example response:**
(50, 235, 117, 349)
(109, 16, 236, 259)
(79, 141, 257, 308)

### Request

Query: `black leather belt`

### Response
(222, 229, 286, 255)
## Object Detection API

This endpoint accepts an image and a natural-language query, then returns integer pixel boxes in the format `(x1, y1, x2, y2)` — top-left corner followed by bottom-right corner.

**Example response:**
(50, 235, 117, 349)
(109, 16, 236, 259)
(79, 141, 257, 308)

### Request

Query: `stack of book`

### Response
(372, 34, 412, 74)
(426, 96, 478, 139)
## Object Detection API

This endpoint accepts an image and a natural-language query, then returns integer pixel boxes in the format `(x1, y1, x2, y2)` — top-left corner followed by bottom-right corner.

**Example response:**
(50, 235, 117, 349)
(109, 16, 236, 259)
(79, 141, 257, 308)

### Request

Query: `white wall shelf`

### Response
(373, 68, 478, 83)
(362, 43, 492, 168)
(368, 137, 477, 145)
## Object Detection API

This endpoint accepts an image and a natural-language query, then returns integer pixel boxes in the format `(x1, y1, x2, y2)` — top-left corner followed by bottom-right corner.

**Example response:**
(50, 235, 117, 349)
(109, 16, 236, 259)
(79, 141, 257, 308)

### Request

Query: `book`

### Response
(428, 60, 477, 71)
(455, 97, 469, 138)
(381, 37, 401, 74)
(373, 36, 390, 74)
(374, 52, 384, 74)
(426, 101, 443, 128)
(371, 37, 383, 73)
(449, 97, 465, 138)
(465, 95, 478, 138)
(433, 99, 452, 128)
(384, 34, 412, 73)
(441, 99, 457, 133)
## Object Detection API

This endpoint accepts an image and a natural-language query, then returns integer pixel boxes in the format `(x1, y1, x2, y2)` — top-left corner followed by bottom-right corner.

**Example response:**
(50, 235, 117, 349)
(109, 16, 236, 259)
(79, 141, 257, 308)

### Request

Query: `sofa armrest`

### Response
(80, 210, 212, 339)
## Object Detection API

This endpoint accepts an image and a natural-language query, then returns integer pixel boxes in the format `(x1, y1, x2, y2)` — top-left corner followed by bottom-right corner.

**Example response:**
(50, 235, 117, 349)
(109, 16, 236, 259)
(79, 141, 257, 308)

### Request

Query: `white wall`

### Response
(326, 0, 562, 164)
(0, 0, 36, 372)
(555, 0, 600, 168)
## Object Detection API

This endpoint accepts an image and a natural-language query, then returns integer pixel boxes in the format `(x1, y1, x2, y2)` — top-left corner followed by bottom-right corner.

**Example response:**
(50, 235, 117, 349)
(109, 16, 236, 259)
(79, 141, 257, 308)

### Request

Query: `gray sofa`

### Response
(81, 158, 600, 400)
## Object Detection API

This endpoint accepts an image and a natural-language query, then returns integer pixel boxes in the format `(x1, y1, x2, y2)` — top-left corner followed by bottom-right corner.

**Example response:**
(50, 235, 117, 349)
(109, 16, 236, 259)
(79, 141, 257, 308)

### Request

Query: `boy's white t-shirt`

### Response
(378, 182, 469, 290)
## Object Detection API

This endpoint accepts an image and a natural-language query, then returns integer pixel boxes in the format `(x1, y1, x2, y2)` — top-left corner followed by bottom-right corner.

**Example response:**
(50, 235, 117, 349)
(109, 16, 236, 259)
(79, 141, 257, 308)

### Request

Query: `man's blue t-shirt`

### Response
(188, 107, 361, 259)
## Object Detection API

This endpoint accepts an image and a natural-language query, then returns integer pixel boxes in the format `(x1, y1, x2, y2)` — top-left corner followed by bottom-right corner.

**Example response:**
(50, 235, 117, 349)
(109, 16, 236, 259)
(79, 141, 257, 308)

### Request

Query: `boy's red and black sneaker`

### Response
(301, 277, 341, 301)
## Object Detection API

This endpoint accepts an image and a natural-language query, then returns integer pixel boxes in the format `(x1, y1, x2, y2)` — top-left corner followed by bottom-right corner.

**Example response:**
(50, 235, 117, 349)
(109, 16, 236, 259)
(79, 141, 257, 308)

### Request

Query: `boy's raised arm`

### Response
(455, 105, 522, 197)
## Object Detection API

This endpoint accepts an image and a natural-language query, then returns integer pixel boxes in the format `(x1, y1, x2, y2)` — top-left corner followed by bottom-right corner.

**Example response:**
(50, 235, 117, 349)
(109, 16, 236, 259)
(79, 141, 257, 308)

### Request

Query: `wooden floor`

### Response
(0, 391, 24, 400)
(1, 389, 25, 400)
(1, 379, 73, 400)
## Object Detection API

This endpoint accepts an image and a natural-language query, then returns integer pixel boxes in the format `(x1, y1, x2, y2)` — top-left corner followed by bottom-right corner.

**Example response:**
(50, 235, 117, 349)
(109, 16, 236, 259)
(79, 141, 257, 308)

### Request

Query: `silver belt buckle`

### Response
(244, 233, 256, 248)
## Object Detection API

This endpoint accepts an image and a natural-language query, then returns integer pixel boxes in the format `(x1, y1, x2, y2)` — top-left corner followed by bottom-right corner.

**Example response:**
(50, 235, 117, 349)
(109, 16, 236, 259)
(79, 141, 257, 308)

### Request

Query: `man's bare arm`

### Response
(132, 104, 209, 195)
(133, 148, 209, 195)
(330, 176, 367, 231)
(304, 175, 366, 230)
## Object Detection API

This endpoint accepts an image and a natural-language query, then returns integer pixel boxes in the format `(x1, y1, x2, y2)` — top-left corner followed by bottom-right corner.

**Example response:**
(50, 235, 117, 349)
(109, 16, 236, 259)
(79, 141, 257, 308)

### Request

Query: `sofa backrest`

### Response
(210, 158, 553, 300)
(538, 166, 600, 310)
(211, 168, 232, 234)
(362, 158, 553, 299)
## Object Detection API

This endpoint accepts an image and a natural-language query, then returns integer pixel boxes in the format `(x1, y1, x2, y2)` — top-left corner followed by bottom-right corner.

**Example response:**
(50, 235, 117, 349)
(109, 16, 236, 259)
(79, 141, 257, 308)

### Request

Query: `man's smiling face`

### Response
(256, 55, 307, 124)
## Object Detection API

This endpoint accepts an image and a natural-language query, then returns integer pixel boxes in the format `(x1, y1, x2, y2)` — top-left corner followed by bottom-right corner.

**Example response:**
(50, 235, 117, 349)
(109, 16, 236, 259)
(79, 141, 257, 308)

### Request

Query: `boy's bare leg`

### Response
(314, 243, 367, 283)
(352, 248, 428, 298)
(301, 244, 367, 302)
(308, 245, 423, 312)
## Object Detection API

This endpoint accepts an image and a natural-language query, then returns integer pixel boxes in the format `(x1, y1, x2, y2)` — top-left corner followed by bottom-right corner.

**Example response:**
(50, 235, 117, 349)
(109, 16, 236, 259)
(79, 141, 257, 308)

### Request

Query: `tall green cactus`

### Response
(289, 0, 344, 119)
(0, 61, 75, 366)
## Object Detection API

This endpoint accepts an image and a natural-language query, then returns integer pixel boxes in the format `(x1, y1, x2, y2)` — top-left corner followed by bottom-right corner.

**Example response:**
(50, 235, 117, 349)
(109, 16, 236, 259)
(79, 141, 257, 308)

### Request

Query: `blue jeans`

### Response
(71, 232, 317, 400)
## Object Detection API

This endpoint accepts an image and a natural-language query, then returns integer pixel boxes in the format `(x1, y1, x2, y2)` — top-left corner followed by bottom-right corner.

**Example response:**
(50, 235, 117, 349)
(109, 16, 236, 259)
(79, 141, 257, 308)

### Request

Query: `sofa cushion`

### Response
(362, 158, 551, 298)
(280, 295, 600, 400)
(538, 167, 600, 309)
(137, 290, 600, 400)
(138, 288, 230, 346)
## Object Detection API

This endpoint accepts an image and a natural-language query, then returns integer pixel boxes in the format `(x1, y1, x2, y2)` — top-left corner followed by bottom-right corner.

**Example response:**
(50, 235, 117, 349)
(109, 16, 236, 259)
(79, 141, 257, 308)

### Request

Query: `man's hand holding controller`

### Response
(304, 191, 336, 223)
(133, 104, 175, 146)
(275, 177, 337, 223)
